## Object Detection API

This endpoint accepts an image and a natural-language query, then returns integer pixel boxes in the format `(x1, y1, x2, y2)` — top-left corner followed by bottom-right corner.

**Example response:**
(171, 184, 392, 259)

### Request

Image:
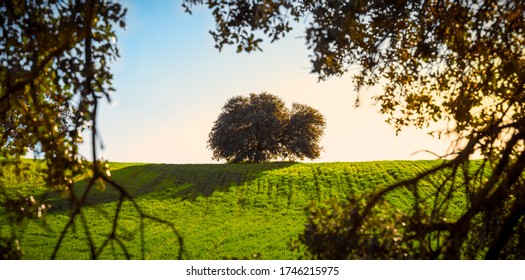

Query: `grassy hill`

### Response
(1, 160, 462, 259)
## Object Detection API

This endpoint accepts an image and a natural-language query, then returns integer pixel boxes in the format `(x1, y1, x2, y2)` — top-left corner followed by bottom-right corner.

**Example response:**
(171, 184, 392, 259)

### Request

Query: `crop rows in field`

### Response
(2, 160, 462, 259)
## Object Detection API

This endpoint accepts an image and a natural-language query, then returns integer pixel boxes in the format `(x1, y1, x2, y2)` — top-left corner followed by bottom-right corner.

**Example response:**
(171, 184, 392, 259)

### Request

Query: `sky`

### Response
(81, 0, 453, 164)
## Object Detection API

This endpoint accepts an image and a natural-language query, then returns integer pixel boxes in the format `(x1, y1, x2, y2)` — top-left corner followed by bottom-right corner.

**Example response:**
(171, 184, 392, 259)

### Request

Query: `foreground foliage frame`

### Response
(0, 0, 183, 259)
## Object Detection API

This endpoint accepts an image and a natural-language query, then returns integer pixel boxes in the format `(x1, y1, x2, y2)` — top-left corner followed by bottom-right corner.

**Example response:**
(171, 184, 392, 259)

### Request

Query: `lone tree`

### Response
(185, 0, 525, 259)
(208, 92, 325, 163)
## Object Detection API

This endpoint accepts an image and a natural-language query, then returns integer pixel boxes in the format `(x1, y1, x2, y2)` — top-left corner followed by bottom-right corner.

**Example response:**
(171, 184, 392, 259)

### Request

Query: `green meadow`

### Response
(0, 160, 468, 259)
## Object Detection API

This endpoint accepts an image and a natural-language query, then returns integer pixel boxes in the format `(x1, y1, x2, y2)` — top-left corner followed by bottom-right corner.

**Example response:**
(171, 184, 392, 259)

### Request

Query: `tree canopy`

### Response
(185, 0, 525, 259)
(283, 103, 326, 160)
(208, 92, 325, 163)
(1, 0, 126, 185)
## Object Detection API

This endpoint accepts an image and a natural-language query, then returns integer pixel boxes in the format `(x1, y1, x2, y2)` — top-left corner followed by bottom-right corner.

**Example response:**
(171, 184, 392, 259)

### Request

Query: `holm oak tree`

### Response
(208, 92, 325, 163)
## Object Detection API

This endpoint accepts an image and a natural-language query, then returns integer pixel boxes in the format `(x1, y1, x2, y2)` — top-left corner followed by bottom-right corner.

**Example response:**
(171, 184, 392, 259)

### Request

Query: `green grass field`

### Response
(0, 160, 467, 259)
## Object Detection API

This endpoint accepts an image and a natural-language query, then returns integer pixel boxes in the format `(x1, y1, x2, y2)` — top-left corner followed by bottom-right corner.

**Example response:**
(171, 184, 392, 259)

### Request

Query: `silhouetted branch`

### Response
(47, 0, 184, 260)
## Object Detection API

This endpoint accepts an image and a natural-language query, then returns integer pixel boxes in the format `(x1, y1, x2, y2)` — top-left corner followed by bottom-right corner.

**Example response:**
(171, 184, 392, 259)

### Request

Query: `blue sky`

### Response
(83, 0, 452, 164)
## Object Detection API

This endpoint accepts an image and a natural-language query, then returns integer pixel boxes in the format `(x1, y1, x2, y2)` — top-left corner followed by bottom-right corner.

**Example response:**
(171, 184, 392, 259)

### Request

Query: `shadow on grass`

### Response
(48, 162, 296, 211)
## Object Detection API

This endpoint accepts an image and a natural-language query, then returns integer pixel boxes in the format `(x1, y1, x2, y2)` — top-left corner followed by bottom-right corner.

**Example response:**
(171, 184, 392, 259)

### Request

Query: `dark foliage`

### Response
(283, 103, 326, 161)
(208, 92, 325, 163)
(1, 0, 181, 259)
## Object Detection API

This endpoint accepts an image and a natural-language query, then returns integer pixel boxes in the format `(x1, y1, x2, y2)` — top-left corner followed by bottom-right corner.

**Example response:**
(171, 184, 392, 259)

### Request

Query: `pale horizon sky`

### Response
(80, 0, 454, 164)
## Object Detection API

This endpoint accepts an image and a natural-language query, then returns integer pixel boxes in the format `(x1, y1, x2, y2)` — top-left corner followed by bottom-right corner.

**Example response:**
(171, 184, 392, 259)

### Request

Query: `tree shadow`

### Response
(47, 162, 297, 211)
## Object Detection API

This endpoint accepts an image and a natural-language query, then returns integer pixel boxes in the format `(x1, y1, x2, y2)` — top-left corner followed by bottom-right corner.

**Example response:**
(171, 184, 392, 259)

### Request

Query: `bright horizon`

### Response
(79, 0, 454, 164)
